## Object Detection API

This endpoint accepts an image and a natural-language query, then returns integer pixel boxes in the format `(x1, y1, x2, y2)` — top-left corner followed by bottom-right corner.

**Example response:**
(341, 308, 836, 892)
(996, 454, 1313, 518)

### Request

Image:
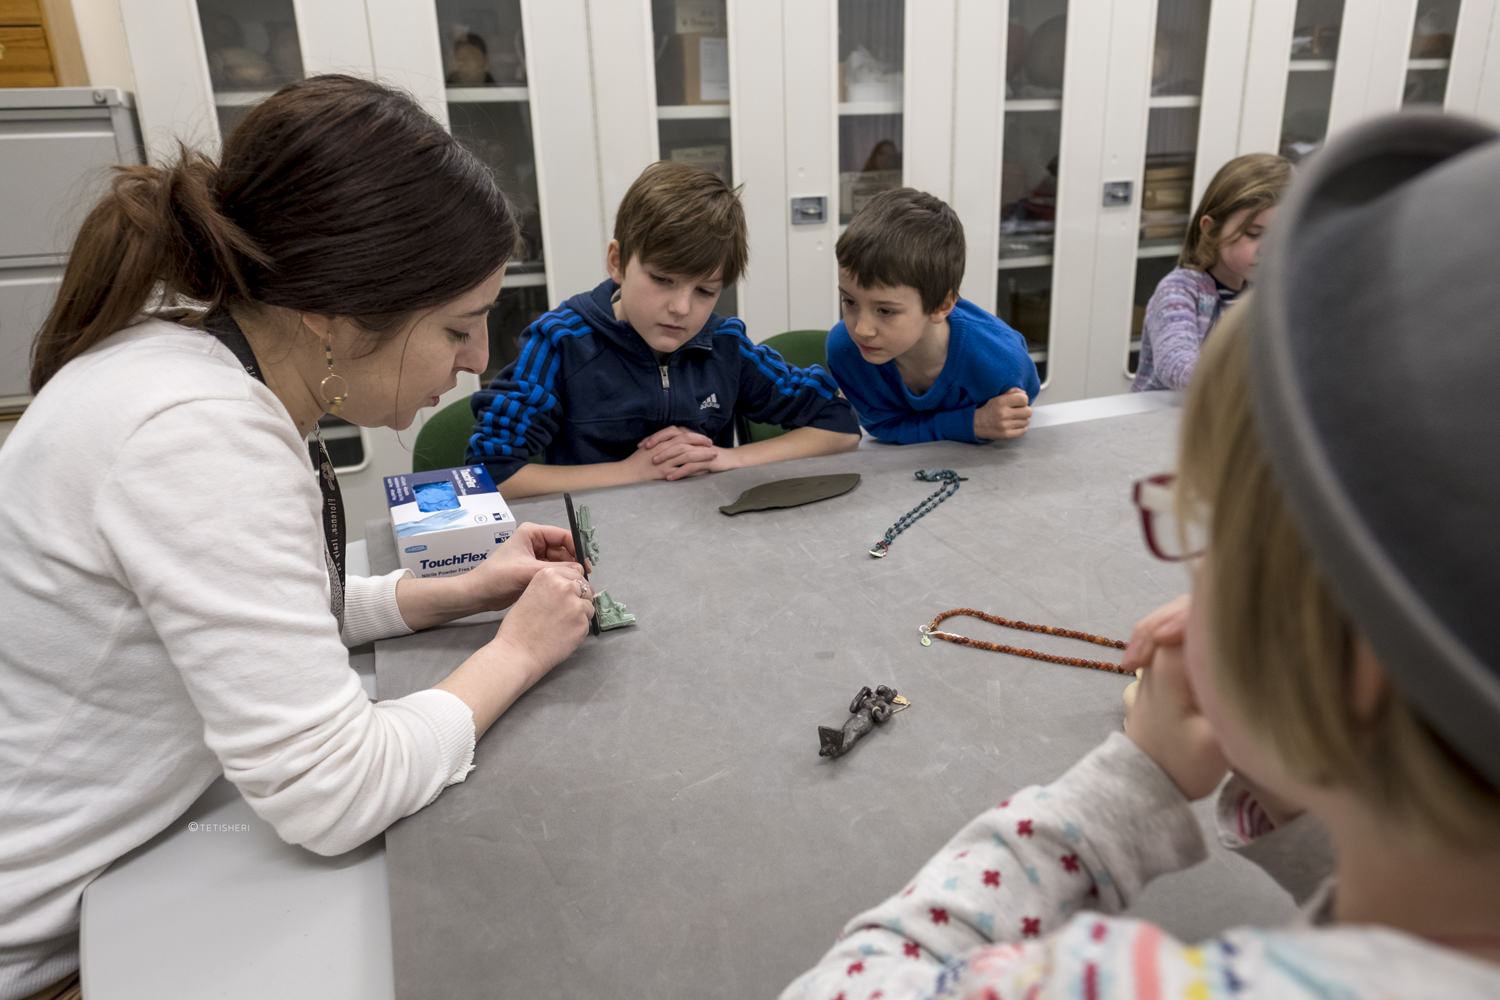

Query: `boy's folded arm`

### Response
(827, 340, 981, 444)
(780, 733, 1207, 998)
(493, 454, 680, 498)
(860, 401, 978, 445)
(468, 357, 565, 486)
(735, 335, 863, 435)
(978, 330, 1042, 402)
(467, 389, 554, 488)
(722, 425, 859, 470)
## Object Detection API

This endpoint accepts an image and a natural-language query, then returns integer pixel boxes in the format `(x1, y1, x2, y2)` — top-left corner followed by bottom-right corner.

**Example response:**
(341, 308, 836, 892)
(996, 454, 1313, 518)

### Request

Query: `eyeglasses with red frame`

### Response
(1131, 473, 1205, 562)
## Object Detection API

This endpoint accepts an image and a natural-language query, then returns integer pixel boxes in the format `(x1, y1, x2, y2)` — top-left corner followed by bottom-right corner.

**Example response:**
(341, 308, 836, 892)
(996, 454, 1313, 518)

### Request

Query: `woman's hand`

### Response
(462, 522, 580, 612)
(396, 523, 580, 631)
(486, 564, 595, 687)
(436, 563, 595, 736)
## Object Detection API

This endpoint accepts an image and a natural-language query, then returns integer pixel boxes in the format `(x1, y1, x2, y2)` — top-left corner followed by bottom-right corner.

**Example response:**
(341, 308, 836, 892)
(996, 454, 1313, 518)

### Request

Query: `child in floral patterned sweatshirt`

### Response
(783, 113, 1500, 1000)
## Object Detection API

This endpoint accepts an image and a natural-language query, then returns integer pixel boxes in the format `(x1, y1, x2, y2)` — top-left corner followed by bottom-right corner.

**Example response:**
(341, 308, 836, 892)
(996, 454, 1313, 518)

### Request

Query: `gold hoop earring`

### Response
(320, 342, 349, 416)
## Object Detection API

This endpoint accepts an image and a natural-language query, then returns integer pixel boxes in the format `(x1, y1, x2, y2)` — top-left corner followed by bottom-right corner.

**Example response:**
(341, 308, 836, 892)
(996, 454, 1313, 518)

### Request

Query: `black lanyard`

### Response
(202, 310, 346, 626)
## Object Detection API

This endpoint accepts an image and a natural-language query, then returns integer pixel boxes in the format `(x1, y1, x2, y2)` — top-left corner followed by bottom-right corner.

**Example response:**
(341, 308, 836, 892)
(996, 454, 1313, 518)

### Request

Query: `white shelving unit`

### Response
(656, 104, 731, 119)
(445, 86, 529, 103)
(95, 0, 1500, 529)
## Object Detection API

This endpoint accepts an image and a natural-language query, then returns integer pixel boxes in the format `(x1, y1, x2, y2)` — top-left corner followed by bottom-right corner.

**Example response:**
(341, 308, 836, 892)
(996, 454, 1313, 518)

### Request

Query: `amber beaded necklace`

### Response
(919, 608, 1131, 675)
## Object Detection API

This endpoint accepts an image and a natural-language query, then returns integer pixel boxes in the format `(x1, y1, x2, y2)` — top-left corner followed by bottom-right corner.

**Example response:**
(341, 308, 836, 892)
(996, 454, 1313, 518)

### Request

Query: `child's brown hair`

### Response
(836, 188, 965, 313)
(1178, 153, 1292, 272)
(613, 161, 747, 285)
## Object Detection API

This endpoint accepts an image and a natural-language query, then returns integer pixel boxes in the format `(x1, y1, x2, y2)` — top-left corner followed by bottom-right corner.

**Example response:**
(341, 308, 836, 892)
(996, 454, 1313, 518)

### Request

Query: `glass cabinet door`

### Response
(1126, 0, 1212, 378)
(1405, 0, 1462, 107)
(194, 1, 376, 458)
(196, 0, 305, 139)
(649, 0, 738, 314)
(433, 0, 548, 381)
(994, 0, 1067, 384)
(1280, 0, 1346, 162)
(837, 0, 905, 226)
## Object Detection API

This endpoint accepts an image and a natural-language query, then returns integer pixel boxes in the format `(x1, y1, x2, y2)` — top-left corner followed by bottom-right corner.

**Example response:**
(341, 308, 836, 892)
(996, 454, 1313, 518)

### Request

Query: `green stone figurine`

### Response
(592, 590, 636, 631)
(577, 505, 601, 565)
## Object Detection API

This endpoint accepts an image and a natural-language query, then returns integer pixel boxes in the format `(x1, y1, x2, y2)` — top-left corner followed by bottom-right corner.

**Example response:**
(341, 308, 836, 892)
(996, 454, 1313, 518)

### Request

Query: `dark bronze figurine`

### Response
(818, 685, 900, 758)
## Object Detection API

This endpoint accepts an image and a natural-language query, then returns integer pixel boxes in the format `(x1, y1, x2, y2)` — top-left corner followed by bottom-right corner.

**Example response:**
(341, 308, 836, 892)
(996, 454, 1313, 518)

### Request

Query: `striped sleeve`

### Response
(466, 307, 584, 481)
(729, 321, 860, 434)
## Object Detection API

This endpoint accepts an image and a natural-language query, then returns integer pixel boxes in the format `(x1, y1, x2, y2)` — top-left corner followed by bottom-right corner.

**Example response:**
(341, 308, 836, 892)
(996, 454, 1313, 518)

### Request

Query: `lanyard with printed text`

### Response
(202, 310, 346, 626)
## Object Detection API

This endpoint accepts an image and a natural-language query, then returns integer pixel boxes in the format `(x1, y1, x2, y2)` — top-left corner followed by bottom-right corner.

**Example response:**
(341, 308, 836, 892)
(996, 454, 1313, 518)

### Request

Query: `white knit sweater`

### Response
(0, 321, 476, 999)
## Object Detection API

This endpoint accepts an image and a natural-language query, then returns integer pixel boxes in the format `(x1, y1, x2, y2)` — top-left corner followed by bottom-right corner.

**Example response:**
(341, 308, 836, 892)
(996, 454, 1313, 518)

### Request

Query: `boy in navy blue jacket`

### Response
(828, 188, 1040, 444)
(469, 162, 861, 497)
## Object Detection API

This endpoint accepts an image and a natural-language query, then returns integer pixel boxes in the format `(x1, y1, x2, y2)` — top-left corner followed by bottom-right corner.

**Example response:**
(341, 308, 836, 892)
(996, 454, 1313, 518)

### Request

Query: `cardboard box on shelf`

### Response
(1140, 208, 1189, 242)
(1142, 183, 1191, 211)
(655, 33, 728, 105)
(668, 144, 729, 183)
(1142, 157, 1193, 212)
(674, 0, 725, 35)
(839, 169, 901, 218)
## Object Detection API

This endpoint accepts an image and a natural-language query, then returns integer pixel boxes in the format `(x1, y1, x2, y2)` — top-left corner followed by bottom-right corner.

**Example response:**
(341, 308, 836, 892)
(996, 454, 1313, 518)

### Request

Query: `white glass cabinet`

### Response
(97, 0, 1500, 532)
(837, 0, 906, 227)
(650, 0, 739, 313)
(116, 0, 582, 534)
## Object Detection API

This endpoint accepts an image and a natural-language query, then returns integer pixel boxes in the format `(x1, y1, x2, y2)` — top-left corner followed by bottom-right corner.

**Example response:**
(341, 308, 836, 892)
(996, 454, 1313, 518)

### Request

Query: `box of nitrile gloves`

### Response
(384, 466, 516, 579)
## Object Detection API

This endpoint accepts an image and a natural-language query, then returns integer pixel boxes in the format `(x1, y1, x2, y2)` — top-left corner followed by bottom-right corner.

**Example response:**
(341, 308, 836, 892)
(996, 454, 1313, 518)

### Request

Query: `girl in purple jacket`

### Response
(1132, 153, 1290, 391)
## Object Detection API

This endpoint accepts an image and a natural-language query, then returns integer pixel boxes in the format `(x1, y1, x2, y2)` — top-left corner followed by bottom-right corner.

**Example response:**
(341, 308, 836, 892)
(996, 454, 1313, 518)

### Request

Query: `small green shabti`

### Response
(577, 505, 601, 566)
(592, 590, 636, 631)
(574, 504, 635, 631)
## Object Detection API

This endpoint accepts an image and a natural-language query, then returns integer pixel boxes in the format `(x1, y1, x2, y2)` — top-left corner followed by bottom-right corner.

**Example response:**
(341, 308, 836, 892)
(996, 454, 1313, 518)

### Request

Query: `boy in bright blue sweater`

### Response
(469, 162, 860, 497)
(828, 188, 1040, 444)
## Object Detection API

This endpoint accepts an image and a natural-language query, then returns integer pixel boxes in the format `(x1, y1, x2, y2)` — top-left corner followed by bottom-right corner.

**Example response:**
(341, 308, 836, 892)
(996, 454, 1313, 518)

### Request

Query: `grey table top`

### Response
(373, 402, 1296, 1000)
(79, 393, 1295, 1000)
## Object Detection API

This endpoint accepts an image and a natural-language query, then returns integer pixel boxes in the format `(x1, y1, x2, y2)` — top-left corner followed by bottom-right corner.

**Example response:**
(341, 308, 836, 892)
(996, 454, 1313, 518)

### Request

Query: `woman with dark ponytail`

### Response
(0, 75, 595, 1000)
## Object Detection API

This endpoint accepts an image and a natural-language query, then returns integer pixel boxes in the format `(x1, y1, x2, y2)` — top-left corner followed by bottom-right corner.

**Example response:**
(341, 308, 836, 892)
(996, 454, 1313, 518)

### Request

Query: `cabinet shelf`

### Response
(1288, 59, 1335, 72)
(997, 253, 1054, 271)
(1147, 94, 1201, 109)
(446, 86, 529, 103)
(502, 269, 547, 288)
(1004, 98, 1062, 113)
(216, 86, 539, 108)
(1137, 241, 1182, 259)
(657, 103, 731, 120)
(214, 90, 276, 107)
(1406, 58, 1452, 71)
(838, 100, 902, 116)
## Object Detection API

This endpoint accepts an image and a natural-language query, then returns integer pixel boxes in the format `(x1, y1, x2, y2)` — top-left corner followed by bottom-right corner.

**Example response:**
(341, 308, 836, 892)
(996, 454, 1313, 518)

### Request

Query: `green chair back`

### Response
(740, 329, 832, 443)
(412, 396, 476, 472)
